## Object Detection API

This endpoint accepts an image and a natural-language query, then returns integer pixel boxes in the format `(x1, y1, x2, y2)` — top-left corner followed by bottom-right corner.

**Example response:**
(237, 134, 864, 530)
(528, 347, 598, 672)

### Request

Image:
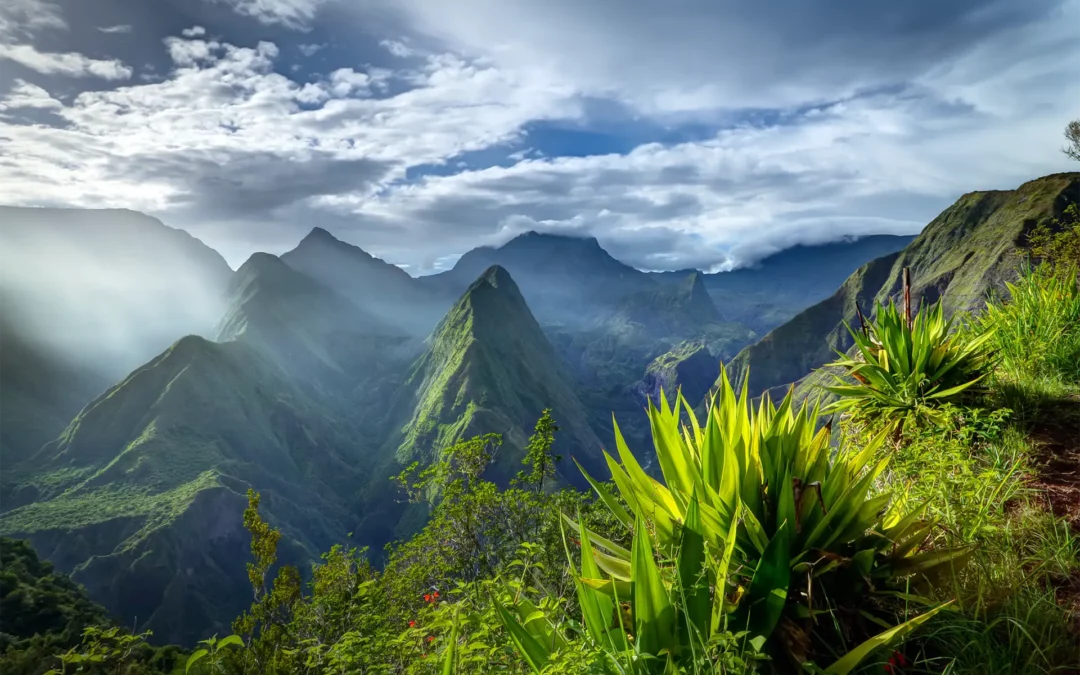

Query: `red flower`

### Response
(885, 650, 909, 674)
(427, 635, 435, 643)
(408, 620, 416, 628)
(423, 594, 432, 602)
(433, 591, 440, 598)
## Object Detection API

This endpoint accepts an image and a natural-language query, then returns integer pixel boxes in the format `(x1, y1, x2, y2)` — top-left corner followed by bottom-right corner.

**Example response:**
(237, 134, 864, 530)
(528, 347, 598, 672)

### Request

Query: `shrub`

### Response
(824, 295, 994, 427)
(976, 262, 1080, 388)
(500, 371, 965, 673)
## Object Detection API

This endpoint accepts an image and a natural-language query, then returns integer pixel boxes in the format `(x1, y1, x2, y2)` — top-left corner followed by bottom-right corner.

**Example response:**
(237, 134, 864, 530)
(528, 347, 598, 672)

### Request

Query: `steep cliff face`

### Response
(729, 173, 1080, 398)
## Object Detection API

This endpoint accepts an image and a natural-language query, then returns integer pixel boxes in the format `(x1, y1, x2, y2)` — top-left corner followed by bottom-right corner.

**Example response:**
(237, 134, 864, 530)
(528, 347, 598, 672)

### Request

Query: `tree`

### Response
(232, 490, 302, 674)
(1065, 118, 1080, 161)
(518, 409, 562, 493)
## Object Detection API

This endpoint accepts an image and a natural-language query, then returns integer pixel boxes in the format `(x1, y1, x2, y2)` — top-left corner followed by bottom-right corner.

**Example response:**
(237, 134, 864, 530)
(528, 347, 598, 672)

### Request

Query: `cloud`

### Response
(212, 0, 327, 29)
(0, 43, 133, 79)
(372, 0, 1074, 114)
(322, 71, 1079, 272)
(97, 24, 133, 34)
(380, 39, 415, 58)
(0, 79, 62, 111)
(0, 2, 1077, 273)
(298, 42, 325, 56)
(0, 0, 65, 41)
(0, 30, 582, 259)
(181, 26, 207, 38)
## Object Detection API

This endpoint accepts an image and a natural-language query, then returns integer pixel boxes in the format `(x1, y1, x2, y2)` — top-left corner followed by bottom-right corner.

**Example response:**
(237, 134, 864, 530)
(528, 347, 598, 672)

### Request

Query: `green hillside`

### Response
(634, 340, 718, 407)
(730, 172, 1080, 397)
(0, 336, 369, 646)
(392, 265, 604, 483)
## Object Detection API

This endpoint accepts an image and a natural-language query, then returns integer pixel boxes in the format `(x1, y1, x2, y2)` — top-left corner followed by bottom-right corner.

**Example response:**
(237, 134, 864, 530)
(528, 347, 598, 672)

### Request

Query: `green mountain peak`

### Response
(392, 266, 603, 483)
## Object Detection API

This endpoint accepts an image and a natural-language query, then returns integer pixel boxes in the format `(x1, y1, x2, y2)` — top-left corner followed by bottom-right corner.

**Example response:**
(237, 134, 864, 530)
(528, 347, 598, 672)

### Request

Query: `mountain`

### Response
(421, 231, 657, 326)
(0, 335, 370, 646)
(652, 234, 916, 333)
(633, 341, 719, 408)
(729, 173, 1080, 398)
(555, 272, 755, 387)
(0, 250, 417, 645)
(0, 207, 234, 468)
(217, 252, 404, 388)
(0, 207, 233, 370)
(613, 271, 723, 332)
(392, 266, 605, 484)
(280, 228, 446, 336)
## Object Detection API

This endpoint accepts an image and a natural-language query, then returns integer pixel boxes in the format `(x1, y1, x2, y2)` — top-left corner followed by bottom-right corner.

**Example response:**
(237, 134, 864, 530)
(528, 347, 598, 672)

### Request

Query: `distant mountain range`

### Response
(8, 174, 1076, 646)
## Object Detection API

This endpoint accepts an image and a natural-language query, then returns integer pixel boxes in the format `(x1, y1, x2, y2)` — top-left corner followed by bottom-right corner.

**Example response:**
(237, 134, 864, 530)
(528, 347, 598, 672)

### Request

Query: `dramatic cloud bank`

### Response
(1, 0, 1077, 271)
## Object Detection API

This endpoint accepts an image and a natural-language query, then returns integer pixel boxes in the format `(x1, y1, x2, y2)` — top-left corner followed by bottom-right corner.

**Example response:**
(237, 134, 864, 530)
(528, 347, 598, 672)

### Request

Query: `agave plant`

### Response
(498, 370, 966, 673)
(824, 295, 994, 426)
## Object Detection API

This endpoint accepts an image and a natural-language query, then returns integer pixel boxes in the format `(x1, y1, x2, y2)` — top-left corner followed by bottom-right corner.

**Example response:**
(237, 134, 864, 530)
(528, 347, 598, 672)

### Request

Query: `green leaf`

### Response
(574, 459, 634, 530)
(185, 649, 208, 674)
(493, 597, 550, 673)
(744, 521, 790, 642)
(216, 635, 243, 650)
(442, 607, 460, 675)
(560, 511, 630, 558)
(632, 515, 676, 658)
(824, 602, 952, 675)
(677, 491, 710, 645)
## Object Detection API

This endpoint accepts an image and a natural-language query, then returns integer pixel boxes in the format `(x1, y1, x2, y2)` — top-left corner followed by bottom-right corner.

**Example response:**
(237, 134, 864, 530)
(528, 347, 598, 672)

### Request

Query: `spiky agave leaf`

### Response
(824, 298, 993, 424)
(563, 367, 962, 670)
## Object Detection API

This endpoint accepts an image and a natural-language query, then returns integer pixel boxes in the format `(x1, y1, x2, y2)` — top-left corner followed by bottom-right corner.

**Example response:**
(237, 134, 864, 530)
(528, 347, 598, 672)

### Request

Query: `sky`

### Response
(0, 0, 1077, 274)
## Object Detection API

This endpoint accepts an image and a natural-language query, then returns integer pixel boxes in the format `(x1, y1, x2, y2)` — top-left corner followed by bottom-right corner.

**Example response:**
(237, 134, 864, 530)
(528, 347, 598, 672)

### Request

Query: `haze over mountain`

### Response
(281, 228, 448, 336)
(0, 207, 233, 377)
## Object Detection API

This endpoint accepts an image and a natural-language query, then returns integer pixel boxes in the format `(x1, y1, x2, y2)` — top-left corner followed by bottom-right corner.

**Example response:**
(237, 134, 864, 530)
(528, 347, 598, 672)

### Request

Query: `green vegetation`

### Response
(824, 291, 994, 426)
(1, 538, 184, 675)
